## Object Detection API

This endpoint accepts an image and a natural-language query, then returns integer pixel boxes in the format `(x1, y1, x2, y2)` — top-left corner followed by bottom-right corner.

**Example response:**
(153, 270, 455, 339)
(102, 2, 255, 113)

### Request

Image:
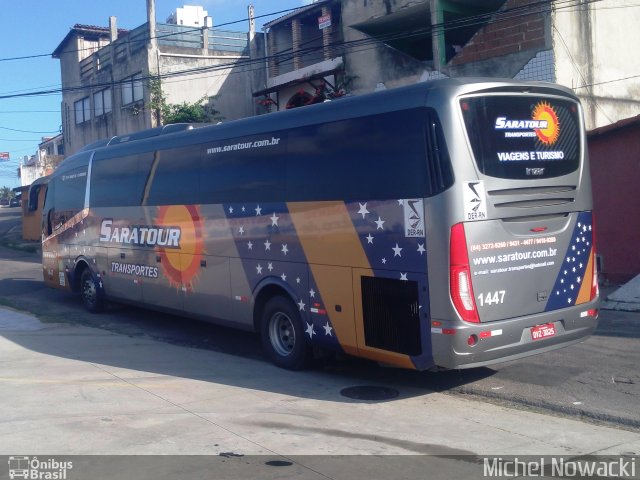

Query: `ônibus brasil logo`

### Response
(8, 456, 73, 479)
(532, 101, 560, 145)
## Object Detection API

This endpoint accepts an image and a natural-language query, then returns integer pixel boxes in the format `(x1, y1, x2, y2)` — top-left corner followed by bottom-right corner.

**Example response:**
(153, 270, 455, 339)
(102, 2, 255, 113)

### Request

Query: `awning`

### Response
(252, 67, 343, 97)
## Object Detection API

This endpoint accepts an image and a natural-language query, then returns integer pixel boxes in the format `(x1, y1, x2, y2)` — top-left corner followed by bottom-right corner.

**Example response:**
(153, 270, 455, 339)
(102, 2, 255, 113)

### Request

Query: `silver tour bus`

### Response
(41, 78, 599, 370)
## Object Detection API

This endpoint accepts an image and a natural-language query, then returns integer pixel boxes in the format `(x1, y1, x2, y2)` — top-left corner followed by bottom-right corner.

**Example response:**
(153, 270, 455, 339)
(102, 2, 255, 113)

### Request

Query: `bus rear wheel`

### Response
(260, 296, 311, 370)
(80, 268, 104, 313)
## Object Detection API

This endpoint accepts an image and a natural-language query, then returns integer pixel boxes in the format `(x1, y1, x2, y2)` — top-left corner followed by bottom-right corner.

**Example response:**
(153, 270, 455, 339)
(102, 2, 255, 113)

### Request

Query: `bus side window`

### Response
(285, 109, 430, 201)
(92, 153, 154, 208)
(42, 183, 54, 237)
(28, 185, 41, 212)
(54, 166, 88, 224)
(46, 209, 54, 236)
(145, 147, 201, 206)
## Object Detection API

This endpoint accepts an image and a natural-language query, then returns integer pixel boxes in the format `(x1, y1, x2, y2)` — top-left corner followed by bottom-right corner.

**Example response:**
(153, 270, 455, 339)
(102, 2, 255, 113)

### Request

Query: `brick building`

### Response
(256, 0, 639, 131)
(449, 2, 548, 71)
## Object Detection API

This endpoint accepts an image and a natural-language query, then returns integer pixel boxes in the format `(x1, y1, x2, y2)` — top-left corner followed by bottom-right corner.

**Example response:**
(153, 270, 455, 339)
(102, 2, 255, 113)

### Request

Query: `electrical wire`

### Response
(0, 126, 60, 134)
(0, 6, 304, 64)
(552, 24, 614, 123)
(0, 138, 43, 142)
(0, 0, 608, 101)
(0, 0, 636, 160)
(574, 73, 640, 89)
(0, 110, 60, 114)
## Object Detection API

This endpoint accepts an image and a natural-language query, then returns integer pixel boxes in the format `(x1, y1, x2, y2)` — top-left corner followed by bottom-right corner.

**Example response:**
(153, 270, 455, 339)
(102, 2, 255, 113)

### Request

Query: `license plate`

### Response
(531, 323, 556, 341)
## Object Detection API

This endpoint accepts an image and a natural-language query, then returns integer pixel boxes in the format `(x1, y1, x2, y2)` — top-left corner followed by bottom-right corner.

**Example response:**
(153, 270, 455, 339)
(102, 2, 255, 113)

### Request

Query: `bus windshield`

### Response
(461, 95, 581, 179)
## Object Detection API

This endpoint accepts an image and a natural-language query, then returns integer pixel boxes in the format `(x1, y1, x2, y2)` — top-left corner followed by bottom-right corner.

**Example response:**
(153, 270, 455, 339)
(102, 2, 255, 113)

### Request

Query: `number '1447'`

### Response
(477, 290, 506, 307)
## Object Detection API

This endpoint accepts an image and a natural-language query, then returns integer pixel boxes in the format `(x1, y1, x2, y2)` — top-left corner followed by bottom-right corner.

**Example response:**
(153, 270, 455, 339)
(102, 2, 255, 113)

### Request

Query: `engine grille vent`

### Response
(487, 185, 577, 209)
(361, 276, 421, 356)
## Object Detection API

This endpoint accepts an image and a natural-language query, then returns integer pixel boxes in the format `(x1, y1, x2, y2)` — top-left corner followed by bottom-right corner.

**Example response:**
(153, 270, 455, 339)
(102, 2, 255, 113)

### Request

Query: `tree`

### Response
(0, 186, 15, 202)
(149, 79, 223, 125)
(162, 101, 222, 124)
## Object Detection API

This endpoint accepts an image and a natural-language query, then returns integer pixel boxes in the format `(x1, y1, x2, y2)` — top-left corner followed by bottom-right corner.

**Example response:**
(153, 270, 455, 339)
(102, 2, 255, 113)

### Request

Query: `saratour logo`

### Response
(532, 101, 560, 145)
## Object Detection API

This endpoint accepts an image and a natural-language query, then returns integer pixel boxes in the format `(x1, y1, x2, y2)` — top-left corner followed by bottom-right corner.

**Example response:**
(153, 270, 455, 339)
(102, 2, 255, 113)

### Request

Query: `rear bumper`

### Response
(431, 298, 600, 369)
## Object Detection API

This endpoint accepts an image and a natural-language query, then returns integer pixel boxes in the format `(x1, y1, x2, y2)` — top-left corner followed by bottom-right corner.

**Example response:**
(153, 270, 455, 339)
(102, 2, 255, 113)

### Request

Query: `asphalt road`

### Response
(0, 207, 638, 432)
(0, 206, 21, 236)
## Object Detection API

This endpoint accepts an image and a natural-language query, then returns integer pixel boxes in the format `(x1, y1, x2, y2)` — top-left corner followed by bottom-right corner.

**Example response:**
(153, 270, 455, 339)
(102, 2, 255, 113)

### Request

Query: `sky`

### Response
(0, 0, 310, 188)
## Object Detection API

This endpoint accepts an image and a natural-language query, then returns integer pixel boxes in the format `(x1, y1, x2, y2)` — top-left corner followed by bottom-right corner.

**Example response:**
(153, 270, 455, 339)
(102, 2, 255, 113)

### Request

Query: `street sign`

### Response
(0, 152, 9, 162)
(318, 14, 331, 30)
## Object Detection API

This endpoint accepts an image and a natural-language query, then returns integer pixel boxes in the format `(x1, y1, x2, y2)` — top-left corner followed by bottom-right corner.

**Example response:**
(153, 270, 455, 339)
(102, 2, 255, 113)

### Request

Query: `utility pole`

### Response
(430, 0, 443, 73)
(248, 4, 259, 115)
(109, 16, 119, 136)
(147, 0, 160, 128)
(147, 0, 157, 51)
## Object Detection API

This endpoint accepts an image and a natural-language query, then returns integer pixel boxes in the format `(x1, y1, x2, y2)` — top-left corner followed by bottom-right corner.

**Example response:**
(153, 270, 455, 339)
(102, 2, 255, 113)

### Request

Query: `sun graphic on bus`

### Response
(532, 101, 560, 145)
(155, 205, 205, 290)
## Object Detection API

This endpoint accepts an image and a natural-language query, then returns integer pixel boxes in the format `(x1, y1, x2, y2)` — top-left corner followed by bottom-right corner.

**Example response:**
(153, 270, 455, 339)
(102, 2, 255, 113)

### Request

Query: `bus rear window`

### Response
(460, 96, 581, 179)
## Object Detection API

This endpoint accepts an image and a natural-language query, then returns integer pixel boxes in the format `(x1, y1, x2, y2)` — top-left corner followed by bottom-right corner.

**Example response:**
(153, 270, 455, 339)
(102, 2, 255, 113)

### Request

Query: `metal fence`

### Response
(156, 23, 249, 54)
(79, 23, 249, 80)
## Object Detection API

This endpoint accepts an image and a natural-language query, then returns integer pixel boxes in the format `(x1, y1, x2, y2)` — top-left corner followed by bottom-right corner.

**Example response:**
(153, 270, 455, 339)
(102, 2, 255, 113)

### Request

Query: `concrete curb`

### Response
(601, 301, 640, 312)
(602, 275, 640, 312)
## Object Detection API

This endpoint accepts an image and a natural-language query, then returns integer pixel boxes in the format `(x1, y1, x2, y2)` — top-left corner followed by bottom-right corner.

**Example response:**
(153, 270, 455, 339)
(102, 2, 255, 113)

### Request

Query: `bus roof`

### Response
(57, 77, 578, 171)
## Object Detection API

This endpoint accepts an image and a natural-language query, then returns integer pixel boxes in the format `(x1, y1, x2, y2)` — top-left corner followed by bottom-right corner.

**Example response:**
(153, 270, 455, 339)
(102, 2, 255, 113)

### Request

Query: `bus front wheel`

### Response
(80, 268, 104, 313)
(260, 296, 311, 370)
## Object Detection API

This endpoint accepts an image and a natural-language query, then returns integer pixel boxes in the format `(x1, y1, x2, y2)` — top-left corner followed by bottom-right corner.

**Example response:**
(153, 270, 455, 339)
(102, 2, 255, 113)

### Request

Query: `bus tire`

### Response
(260, 296, 311, 370)
(80, 268, 104, 313)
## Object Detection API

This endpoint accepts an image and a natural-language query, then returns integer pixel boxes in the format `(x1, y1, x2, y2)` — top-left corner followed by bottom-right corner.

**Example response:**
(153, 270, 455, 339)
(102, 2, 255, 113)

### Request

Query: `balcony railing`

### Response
(79, 22, 249, 79)
(269, 29, 342, 77)
(156, 23, 249, 54)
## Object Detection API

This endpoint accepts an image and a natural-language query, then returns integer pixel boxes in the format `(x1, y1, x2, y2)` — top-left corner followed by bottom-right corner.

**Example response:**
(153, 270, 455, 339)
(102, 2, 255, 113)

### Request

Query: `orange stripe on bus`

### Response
(575, 247, 594, 305)
(42, 208, 90, 243)
(287, 202, 370, 268)
(288, 201, 366, 354)
(288, 201, 416, 369)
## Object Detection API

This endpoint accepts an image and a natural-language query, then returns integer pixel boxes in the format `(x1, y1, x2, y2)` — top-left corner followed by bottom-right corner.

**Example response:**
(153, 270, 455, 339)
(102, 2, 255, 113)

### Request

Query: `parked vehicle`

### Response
(41, 78, 599, 371)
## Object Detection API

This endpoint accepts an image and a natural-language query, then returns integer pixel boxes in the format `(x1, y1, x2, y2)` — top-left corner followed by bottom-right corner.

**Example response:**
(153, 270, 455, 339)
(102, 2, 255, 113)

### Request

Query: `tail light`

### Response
(450, 223, 479, 323)
(590, 215, 598, 301)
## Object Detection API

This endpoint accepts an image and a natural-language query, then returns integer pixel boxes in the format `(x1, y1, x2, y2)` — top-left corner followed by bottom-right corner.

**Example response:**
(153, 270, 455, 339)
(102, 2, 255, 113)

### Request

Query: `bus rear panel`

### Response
(431, 83, 598, 369)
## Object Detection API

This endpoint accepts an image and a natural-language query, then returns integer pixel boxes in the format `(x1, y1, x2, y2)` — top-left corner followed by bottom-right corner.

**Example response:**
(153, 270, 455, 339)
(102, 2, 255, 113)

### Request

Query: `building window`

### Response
(94, 88, 112, 117)
(122, 73, 144, 105)
(74, 97, 91, 124)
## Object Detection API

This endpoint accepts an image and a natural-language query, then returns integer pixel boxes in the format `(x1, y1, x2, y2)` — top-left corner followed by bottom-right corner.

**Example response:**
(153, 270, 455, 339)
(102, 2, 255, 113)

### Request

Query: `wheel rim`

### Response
(82, 275, 97, 307)
(268, 312, 296, 357)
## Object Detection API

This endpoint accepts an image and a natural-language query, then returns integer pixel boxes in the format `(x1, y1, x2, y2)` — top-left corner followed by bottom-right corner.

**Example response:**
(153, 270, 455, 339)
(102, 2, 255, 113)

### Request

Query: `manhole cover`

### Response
(340, 385, 399, 400)
(265, 460, 293, 467)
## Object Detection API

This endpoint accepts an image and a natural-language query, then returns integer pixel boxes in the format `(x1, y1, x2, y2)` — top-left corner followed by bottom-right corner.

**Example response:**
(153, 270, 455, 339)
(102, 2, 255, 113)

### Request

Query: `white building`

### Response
(19, 134, 64, 187)
(166, 5, 209, 27)
(53, 8, 263, 156)
(553, 0, 640, 129)
(19, 157, 39, 188)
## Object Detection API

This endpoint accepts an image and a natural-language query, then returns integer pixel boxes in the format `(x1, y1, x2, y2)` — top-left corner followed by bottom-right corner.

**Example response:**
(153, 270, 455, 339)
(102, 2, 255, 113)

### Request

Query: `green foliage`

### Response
(149, 79, 222, 125)
(163, 100, 222, 124)
(0, 186, 15, 202)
